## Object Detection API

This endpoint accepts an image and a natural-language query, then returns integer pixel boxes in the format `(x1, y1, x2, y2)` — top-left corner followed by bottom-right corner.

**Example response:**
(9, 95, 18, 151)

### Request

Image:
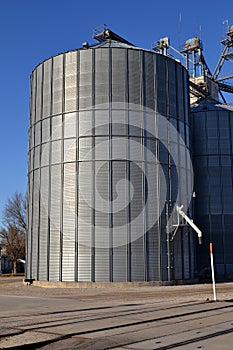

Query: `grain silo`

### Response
(26, 29, 195, 284)
(191, 99, 233, 280)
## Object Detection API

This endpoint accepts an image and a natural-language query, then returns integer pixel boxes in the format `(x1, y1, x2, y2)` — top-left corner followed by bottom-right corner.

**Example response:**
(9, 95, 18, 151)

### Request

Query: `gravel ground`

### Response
(1, 276, 233, 303)
(1, 277, 233, 349)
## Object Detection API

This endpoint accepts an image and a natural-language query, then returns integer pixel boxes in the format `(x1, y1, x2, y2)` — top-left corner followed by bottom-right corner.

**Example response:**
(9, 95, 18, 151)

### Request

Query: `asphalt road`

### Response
(0, 277, 233, 349)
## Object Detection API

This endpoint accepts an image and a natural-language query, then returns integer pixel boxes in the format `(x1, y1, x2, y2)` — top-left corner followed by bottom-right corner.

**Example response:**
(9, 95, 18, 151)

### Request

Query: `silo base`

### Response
(25, 279, 199, 288)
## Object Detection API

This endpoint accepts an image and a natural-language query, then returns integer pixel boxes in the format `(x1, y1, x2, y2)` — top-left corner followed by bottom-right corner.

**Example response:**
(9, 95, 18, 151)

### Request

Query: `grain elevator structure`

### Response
(26, 25, 233, 284)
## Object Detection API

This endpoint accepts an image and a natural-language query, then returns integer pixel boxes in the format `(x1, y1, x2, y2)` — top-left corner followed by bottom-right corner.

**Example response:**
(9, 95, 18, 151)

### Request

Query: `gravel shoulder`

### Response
(1, 276, 233, 303)
(1, 277, 233, 349)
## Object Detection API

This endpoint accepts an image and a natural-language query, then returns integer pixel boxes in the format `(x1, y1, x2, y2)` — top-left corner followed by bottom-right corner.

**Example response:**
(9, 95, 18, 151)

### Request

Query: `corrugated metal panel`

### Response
(94, 160, 110, 281)
(160, 210, 169, 281)
(78, 161, 92, 281)
(35, 65, 42, 122)
(64, 112, 77, 139)
(95, 248, 110, 282)
(173, 230, 183, 280)
(78, 245, 92, 281)
(189, 231, 196, 277)
(64, 139, 76, 163)
(171, 165, 179, 204)
(94, 110, 109, 135)
(32, 169, 40, 279)
(129, 111, 142, 138)
(79, 137, 92, 161)
(34, 146, 40, 170)
(130, 161, 144, 281)
(129, 136, 142, 161)
(30, 126, 35, 150)
(112, 161, 128, 281)
(51, 115, 62, 140)
(30, 73, 36, 126)
(26, 173, 33, 278)
(95, 49, 109, 106)
(183, 227, 190, 279)
(95, 161, 109, 211)
(39, 166, 49, 280)
(131, 237, 144, 281)
(41, 143, 50, 167)
(145, 161, 159, 224)
(145, 162, 160, 281)
(176, 65, 184, 121)
(62, 163, 76, 281)
(34, 122, 41, 147)
(49, 165, 61, 281)
(51, 140, 62, 165)
(167, 59, 177, 117)
(183, 71, 189, 124)
(156, 55, 166, 115)
(224, 215, 233, 274)
(42, 118, 50, 143)
(79, 50, 92, 110)
(112, 137, 127, 160)
(112, 48, 126, 103)
(94, 137, 109, 160)
(42, 59, 52, 118)
(65, 52, 77, 113)
(78, 111, 92, 137)
(146, 226, 160, 281)
(30, 149, 34, 170)
(113, 245, 127, 282)
(128, 50, 141, 105)
(52, 55, 64, 115)
(143, 52, 155, 110)
(112, 110, 127, 135)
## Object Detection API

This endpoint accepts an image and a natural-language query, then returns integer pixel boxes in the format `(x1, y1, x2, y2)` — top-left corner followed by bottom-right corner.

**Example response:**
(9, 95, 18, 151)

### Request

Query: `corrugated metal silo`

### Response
(26, 38, 195, 283)
(191, 99, 233, 279)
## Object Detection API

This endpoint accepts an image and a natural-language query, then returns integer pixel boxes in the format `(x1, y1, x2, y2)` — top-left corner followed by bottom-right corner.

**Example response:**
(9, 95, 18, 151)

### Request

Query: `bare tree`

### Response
(0, 192, 26, 274)
(2, 191, 26, 232)
(0, 226, 25, 274)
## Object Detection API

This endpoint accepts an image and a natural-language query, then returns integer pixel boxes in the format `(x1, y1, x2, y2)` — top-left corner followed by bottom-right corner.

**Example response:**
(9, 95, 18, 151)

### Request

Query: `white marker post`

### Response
(210, 242, 217, 301)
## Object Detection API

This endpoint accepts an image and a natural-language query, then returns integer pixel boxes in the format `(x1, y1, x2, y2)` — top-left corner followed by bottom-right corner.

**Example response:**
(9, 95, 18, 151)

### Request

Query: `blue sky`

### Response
(0, 0, 233, 218)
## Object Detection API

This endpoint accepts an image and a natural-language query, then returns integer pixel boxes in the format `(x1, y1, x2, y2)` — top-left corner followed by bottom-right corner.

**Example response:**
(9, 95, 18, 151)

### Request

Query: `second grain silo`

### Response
(26, 28, 195, 284)
(192, 99, 233, 280)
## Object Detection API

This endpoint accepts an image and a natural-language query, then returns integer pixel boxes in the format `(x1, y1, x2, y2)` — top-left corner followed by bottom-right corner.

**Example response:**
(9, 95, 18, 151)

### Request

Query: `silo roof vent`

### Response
(93, 25, 135, 46)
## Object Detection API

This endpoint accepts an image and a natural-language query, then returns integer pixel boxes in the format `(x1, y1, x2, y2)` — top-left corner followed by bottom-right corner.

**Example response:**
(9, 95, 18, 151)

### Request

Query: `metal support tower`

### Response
(152, 37, 170, 56)
(180, 37, 202, 77)
(212, 25, 233, 81)
(152, 28, 233, 103)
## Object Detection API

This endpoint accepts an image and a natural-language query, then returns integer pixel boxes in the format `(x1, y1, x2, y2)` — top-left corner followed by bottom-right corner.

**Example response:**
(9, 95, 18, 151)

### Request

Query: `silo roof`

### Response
(191, 98, 233, 112)
(91, 40, 144, 50)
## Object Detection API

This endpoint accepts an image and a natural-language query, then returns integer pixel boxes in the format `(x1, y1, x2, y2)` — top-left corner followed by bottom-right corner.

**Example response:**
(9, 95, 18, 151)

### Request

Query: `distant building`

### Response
(0, 245, 25, 274)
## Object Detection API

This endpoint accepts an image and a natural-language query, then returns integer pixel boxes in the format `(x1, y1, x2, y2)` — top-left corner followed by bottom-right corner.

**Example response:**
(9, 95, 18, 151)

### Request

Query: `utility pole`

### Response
(210, 243, 217, 301)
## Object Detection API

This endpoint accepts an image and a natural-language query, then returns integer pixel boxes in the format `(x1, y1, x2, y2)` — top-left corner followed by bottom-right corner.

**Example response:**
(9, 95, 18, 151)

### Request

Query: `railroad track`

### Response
(1, 299, 233, 349)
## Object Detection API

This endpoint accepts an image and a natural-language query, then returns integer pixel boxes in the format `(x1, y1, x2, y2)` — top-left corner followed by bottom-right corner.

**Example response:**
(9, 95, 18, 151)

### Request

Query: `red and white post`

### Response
(210, 242, 217, 301)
